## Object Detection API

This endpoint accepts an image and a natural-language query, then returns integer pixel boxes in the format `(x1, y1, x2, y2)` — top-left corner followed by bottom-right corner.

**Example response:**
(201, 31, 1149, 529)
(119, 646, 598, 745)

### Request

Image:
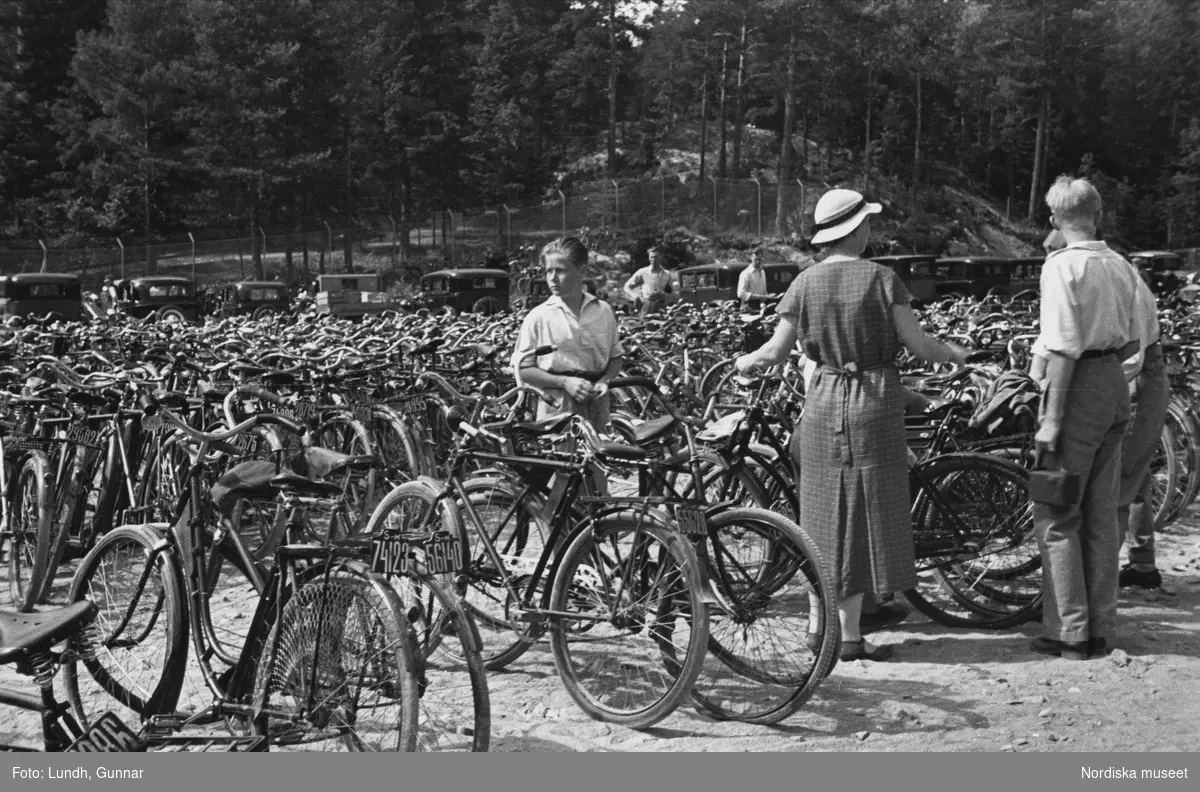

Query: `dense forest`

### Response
(1, 0, 1198, 252)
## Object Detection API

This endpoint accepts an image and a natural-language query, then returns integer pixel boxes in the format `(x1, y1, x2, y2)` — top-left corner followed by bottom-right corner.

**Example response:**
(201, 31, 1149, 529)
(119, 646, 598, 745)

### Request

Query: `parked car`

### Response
(677, 260, 806, 306)
(313, 273, 397, 319)
(525, 277, 601, 308)
(1129, 250, 1185, 294)
(419, 268, 510, 315)
(114, 275, 199, 322)
(1005, 257, 1044, 296)
(216, 280, 290, 319)
(929, 257, 1012, 299)
(0, 273, 82, 322)
(870, 255, 939, 305)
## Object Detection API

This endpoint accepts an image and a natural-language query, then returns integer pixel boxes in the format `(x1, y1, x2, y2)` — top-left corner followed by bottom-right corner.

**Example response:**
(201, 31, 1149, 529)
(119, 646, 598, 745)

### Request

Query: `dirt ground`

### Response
(4, 509, 1199, 753)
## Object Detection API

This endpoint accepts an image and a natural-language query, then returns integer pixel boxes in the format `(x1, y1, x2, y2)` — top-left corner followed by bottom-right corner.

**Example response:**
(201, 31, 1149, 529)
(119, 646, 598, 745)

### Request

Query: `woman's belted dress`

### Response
(779, 258, 918, 599)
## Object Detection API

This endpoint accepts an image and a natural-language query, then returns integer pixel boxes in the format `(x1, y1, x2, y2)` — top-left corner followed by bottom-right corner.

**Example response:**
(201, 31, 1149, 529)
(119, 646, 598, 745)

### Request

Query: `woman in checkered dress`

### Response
(737, 189, 968, 663)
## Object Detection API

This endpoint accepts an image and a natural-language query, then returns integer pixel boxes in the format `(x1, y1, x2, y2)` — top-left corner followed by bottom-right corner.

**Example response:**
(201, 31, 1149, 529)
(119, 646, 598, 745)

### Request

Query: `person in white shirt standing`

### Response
(1028, 176, 1141, 661)
(737, 246, 770, 309)
(623, 243, 679, 316)
(514, 236, 625, 430)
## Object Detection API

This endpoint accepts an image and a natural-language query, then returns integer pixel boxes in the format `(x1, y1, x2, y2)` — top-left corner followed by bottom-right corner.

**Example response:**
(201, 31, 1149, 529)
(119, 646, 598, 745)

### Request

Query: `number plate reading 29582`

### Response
(371, 530, 463, 577)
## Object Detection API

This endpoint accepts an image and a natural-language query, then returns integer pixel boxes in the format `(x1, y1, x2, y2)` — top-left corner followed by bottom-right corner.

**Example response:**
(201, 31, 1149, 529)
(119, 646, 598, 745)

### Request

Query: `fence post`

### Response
(503, 205, 512, 253)
(709, 176, 718, 237)
(38, 239, 47, 273)
(188, 232, 196, 284)
(612, 180, 620, 231)
(752, 177, 762, 238)
(797, 179, 805, 238)
(322, 221, 332, 273)
(259, 227, 269, 279)
(116, 238, 125, 280)
(389, 214, 398, 268)
(558, 190, 566, 233)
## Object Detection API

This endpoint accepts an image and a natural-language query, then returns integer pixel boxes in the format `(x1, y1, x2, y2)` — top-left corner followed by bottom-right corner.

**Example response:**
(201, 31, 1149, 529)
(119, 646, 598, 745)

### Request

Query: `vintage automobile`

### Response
(420, 268, 510, 315)
(1129, 250, 1186, 294)
(870, 255, 939, 305)
(677, 260, 806, 306)
(114, 275, 200, 322)
(0, 273, 83, 322)
(313, 273, 397, 318)
(929, 257, 1012, 299)
(524, 277, 601, 308)
(1006, 256, 1044, 296)
(216, 280, 290, 319)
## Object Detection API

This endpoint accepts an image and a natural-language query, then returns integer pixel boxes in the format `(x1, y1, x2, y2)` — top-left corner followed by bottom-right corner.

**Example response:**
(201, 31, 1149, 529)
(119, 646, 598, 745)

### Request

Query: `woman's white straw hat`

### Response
(810, 188, 881, 245)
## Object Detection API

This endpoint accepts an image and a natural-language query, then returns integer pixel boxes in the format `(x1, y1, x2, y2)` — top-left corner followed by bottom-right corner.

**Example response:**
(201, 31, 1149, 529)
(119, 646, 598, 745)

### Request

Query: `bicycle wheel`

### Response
(392, 570, 491, 751)
(63, 524, 188, 728)
(253, 570, 419, 751)
(1149, 422, 1180, 528)
(41, 443, 114, 605)
(456, 476, 552, 670)
(691, 507, 838, 725)
(7, 451, 53, 612)
(1160, 403, 1193, 525)
(548, 514, 709, 729)
(904, 453, 1041, 629)
(368, 406, 423, 486)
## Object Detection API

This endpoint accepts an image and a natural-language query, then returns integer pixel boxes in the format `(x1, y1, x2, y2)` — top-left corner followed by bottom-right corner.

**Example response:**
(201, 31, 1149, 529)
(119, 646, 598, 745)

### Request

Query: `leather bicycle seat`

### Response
(0, 601, 98, 665)
(631, 415, 678, 445)
(269, 473, 344, 497)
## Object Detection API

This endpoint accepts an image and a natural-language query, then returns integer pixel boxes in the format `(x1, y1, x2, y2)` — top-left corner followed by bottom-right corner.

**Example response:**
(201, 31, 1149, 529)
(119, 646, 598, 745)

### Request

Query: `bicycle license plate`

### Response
(291, 400, 318, 422)
(400, 397, 425, 419)
(65, 422, 103, 449)
(673, 506, 709, 538)
(424, 531, 463, 575)
(66, 712, 145, 752)
(350, 403, 373, 423)
(371, 534, 413, 577)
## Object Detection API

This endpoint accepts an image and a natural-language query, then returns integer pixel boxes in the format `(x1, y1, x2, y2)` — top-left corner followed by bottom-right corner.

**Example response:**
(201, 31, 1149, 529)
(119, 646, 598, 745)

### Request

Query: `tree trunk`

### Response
(911, 71, 922, 188)
(251, 201, 264, 280)
(717, 36, 729, 179)
(732, 23, 747, 177)
(143, 118, 156, 275)
(698, 41, 709, 185)
(863, 65, 873, 185)
(1027, 91, 1049, 221)
(606, 0, 618, 178)
(343, 115, 354, 273)
(776, 31, 797, 236)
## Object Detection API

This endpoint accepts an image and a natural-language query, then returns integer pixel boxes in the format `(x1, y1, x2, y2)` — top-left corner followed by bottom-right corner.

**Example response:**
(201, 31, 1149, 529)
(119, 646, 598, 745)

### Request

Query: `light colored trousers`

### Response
(1034, 355, 1129, 643)
(1117, 343, 1169, 567)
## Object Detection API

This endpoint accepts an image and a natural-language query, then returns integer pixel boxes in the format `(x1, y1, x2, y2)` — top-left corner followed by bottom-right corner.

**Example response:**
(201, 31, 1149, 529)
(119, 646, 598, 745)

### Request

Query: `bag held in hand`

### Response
(1029, 467, 1081, 507)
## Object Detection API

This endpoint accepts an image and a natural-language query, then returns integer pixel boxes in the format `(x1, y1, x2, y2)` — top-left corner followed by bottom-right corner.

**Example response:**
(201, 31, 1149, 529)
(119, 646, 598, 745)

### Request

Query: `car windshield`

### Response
(248, 288, 282, 301)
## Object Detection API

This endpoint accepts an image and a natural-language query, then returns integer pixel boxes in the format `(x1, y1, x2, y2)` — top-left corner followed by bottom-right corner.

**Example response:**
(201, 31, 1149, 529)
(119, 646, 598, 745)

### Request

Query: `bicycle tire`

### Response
(904, 453, 1041, 629)
(1150, 421, 1180, 528)
(63, 524, 188, 729)
(252, 569, 419, 752)
(548, 514, 709, 729)
(391, 569, 491, 751)
(1160, 402, 1194, 525)
(691, 507, 839, 725)
(1173, 399, 1200, 513)
(41, 442, 114, 605)
(7, 451, 53, 612)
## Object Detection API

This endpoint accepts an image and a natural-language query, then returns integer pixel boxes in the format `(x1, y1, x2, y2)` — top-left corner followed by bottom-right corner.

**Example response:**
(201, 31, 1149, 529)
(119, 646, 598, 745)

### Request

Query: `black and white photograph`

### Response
(0, 0, 1198, 773)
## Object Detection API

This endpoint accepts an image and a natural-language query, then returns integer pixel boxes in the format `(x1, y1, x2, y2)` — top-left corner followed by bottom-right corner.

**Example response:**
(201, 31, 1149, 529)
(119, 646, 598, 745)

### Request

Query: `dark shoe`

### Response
(1118, 564, 1162, 589)
(1088, 637, 1110, 658)
(1030, 636, 1088, 661)
(860, 604, 908, 634)
(839, 639, 894, 662)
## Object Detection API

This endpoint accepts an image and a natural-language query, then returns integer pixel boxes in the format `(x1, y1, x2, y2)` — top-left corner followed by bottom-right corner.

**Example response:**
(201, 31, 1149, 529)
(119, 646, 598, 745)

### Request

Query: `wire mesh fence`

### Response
(0, 176, 825, 289)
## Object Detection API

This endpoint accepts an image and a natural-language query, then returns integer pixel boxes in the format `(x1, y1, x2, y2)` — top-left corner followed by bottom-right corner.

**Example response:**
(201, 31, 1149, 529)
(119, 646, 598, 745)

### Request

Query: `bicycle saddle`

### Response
(269, 472, 344, 497)
(629, 415, 678, 445)
(0, 601, 98, 665)
(303, 446, 379, 478)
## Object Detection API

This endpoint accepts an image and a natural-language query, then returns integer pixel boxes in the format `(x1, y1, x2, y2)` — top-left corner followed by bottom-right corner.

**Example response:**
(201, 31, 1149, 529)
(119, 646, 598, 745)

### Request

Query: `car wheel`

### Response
(251, 305, 274, 320)
(471, 297, 504, 315)
(157, 306, 186, 323)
